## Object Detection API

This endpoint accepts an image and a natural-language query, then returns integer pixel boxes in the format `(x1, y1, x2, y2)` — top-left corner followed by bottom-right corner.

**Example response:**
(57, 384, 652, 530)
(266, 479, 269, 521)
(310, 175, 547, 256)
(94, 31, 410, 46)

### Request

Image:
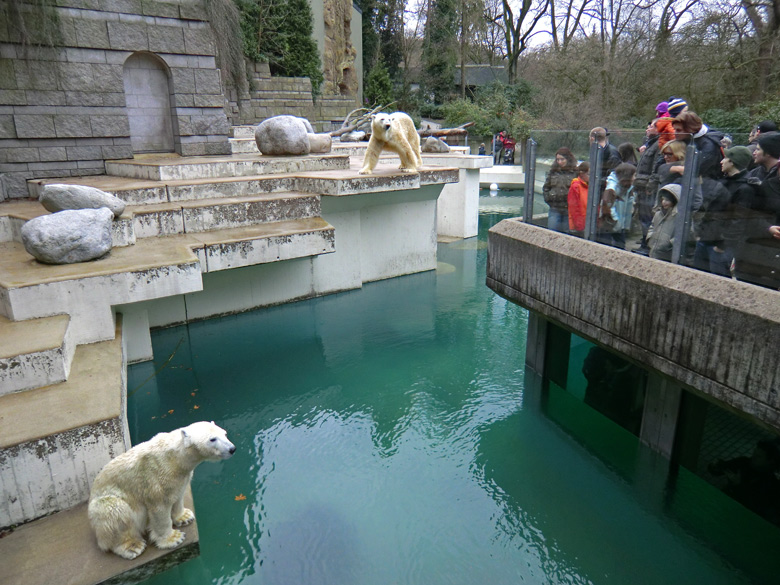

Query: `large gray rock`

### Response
(422, 136, 450, 153)
(21, 208, 114, 264)
(39, 183, 126, 218)
(255, 115, 312, 155)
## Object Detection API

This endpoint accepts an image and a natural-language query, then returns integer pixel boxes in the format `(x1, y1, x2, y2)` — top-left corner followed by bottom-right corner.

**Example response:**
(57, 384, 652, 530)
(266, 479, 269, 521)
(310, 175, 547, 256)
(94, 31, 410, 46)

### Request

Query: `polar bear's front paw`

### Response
(115, 538, 147, 560)
(173, 507, 195, 527)
(400, 167, 417, 173)
(358, 168, 372, 175)
(155, 529, 186, 549)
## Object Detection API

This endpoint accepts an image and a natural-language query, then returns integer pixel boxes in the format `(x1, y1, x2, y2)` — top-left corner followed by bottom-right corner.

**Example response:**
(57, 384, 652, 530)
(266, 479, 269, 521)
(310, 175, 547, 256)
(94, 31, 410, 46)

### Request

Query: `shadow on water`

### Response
(129, 193, 779, 585)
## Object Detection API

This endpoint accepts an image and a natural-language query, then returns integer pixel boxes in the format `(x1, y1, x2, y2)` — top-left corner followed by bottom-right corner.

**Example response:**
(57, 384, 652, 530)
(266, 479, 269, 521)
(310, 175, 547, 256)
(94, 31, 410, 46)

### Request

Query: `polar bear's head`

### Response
(371, 113, 394, 140)
(181, 421, 236, 461)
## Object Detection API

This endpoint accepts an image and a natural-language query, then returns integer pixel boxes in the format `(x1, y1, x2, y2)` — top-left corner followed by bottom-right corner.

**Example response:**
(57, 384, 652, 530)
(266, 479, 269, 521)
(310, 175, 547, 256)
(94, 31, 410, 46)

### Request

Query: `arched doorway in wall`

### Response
(122, 52, 176, 154)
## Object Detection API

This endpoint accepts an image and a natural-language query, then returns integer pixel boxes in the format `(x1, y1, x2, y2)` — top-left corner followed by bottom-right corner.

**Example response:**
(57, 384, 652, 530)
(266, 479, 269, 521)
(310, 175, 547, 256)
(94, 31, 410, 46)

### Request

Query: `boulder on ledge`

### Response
(39, 183, 126, 218)
(21, 208, 114, 264)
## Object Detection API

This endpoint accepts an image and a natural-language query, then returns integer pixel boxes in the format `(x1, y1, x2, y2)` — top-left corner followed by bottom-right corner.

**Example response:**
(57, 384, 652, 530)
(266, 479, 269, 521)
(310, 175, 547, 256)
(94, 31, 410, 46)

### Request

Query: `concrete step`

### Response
(0, 217, 335, 345)
(0, 314, 75, 396)
(231, 125, 256, 139)
(126, 192, 322, 240)
(0, 320, 129, 528)
(104, 153, 349, 181)
(0, 489, 199, 585)
(229, 136, 258, 154)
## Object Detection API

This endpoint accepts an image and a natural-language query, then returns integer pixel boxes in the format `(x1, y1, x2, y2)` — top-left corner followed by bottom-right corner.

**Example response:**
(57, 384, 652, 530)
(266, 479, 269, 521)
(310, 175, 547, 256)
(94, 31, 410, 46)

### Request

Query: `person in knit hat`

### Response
(724, 146, 753, 171)
(734, 134, 780, 289)
(667, 97, 688, 117)
(746, 120, 778, 168)
(654, 100, 674, 150)
(748, 132, 780, 182)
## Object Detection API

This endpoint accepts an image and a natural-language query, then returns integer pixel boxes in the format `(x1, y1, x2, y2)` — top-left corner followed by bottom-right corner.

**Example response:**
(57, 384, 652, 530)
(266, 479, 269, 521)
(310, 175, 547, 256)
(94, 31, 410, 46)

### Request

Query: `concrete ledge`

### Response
(105, 154, 350, 181)
(0, 490, 199, 585)
(0, 326, 125, 449)
(487, 219, 780, 430)
(0, 314, 74, 395)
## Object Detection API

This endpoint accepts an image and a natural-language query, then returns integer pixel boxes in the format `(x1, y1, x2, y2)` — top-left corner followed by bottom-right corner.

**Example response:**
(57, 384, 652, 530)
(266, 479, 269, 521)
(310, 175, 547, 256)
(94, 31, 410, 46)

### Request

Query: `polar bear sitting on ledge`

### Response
(88, 421, 235, 560)
(359, 111, 423, 175)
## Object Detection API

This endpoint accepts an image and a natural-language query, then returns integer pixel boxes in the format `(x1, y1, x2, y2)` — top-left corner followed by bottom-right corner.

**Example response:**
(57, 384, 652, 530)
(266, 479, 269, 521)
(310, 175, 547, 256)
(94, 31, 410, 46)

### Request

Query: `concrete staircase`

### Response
(0, 146, 458, 585)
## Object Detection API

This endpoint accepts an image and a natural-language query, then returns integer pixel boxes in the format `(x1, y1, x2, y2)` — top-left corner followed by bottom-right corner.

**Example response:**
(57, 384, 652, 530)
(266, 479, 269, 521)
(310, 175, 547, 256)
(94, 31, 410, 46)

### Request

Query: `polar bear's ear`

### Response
(370, 114, 376, 121)
(181, 429, 189, 441)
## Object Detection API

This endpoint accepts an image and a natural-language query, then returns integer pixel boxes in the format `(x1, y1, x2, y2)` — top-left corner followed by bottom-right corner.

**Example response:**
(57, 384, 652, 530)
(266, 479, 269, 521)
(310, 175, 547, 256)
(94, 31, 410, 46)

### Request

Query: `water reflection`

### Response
(129, 207, 771, 585)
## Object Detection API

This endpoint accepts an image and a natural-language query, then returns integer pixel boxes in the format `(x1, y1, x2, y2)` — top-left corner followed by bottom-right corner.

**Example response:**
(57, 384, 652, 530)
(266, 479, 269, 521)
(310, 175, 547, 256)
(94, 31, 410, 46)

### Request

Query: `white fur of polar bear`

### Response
(88, 421, 235, 559)
(359, 112, 423, 175)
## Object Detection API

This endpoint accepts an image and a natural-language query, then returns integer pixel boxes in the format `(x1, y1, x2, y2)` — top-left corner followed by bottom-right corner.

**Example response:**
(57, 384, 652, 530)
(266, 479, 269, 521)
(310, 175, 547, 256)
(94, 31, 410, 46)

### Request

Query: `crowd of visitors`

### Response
(540, 96, 780, 291)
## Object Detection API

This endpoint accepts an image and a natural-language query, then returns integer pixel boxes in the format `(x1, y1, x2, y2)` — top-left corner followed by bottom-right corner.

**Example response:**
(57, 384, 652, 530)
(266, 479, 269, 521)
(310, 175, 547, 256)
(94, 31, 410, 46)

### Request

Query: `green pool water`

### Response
(128, 199, 777, 585)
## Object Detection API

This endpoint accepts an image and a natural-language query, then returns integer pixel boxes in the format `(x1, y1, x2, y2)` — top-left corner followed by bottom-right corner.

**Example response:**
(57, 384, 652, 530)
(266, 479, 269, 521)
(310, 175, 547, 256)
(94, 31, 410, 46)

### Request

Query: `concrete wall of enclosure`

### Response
(487, 221, 780, 435)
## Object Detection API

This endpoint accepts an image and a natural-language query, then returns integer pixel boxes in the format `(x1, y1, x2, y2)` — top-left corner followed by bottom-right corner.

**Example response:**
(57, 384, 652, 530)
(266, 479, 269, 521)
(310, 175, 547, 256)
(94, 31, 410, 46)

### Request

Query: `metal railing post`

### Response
(671, 144, 700, 265)
(584, 142, 603, 241)
(523, 138, 537, 223)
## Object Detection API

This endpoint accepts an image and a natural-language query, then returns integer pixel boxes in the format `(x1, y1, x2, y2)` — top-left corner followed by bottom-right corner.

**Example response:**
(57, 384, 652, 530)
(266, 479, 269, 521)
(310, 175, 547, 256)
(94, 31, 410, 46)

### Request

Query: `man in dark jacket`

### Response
(747, 132, 780, 183)
(693, 146, 752, 276)
(672, 111, 724, 180)
(633, 121, 661, 254)
(589, 127, 622, 182)
(737, 168, 780, 289)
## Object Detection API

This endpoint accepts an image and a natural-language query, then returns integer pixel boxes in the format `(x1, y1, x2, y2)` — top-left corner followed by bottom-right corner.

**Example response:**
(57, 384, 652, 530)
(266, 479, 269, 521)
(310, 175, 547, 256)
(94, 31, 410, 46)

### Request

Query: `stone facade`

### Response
(224, 62, 357, 132)
(0, 0, 231, 200)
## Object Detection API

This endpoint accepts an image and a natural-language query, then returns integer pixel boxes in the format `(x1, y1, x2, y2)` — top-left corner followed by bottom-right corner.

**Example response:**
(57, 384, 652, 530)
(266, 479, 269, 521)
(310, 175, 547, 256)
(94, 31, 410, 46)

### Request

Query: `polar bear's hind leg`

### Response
(89, 495, 147, 559)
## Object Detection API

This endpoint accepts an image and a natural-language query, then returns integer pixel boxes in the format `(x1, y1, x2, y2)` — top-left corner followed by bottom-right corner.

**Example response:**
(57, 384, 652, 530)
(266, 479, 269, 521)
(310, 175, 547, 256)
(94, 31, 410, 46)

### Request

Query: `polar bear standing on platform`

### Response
(359, 112, 423, 175)
(88, 421, 235, 560)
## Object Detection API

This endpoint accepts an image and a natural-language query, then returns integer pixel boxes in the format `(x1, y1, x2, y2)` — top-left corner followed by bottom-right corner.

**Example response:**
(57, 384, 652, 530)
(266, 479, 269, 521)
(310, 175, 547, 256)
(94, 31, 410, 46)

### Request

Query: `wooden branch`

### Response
(329, 103, 395, 137)
(418, 122, 474, 138)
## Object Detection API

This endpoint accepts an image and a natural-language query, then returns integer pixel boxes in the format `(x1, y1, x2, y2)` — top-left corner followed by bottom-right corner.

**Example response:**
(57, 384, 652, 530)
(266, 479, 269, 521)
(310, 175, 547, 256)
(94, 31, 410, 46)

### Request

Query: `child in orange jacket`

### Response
(568, 161, 590, 234)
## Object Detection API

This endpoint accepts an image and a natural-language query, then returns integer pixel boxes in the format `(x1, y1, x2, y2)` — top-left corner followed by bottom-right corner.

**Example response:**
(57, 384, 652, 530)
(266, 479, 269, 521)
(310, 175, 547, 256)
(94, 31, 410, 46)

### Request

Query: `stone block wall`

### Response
(225, 61, 357, 132)
(0, 0, 231, 200)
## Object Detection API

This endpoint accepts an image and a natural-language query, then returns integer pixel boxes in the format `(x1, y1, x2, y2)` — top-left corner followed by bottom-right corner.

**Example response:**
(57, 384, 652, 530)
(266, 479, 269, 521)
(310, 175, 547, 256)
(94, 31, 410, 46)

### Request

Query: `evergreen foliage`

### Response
(364, 61, 393, 107)
(422, 0, 458, 104)
(375, 0, 404, 84)
(356, 0, 379, 79)
(235, 0, 323, 96)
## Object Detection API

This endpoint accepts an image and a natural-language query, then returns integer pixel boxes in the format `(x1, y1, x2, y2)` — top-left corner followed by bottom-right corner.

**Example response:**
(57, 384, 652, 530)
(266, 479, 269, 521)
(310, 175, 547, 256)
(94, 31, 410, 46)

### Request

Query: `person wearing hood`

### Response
(647, 184, 681, 261)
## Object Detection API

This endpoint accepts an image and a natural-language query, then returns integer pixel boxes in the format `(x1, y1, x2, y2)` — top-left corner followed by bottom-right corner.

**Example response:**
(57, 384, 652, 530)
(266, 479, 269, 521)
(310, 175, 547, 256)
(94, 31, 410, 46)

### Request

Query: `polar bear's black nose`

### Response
(229, 446, 236, 454)
(384, 124, 391, 130)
